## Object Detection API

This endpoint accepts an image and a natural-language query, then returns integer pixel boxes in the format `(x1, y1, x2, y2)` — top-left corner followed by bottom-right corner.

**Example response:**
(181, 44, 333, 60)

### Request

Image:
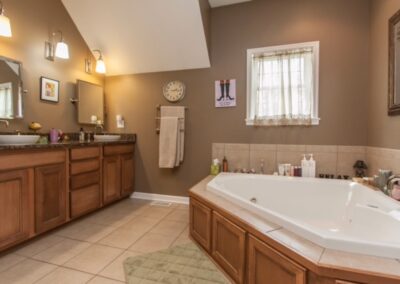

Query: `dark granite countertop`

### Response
(0, 133, 136, 151)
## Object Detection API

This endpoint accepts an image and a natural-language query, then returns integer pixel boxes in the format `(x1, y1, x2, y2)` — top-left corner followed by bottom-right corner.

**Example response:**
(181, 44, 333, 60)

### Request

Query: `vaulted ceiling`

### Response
(62, 0, 251, 76)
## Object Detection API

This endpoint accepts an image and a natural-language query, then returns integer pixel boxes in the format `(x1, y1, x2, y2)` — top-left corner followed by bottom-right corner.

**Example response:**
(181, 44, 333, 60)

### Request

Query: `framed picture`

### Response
(389, 9, 400, 115)
(40, 77, 59, 103)
(215, 79, 236, 108)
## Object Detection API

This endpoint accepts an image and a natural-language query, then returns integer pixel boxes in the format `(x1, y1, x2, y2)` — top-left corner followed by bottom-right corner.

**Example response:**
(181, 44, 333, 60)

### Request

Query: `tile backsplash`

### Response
(212, 143, 400, 178)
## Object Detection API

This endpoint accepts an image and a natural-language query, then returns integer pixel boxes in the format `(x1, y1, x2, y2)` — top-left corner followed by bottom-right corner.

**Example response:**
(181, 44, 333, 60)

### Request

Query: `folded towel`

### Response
(159, 116, 179, 168)
(160, 106, 185, 165)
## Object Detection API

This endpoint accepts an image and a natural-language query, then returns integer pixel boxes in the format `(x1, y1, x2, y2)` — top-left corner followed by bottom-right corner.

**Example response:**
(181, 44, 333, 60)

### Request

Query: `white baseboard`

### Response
(130, 192, 189, 205)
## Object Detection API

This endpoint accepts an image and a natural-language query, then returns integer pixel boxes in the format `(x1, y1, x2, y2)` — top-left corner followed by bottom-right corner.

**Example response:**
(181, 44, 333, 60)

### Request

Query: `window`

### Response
(246, 41, 320, 126)
(0, 82, 13, 118)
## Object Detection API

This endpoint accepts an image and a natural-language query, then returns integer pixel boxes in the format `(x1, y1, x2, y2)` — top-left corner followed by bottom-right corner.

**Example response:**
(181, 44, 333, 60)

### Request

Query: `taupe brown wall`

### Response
(0, 0, 103, 132)
(105, 0, 371, 196)
(367, 0, 400, 149)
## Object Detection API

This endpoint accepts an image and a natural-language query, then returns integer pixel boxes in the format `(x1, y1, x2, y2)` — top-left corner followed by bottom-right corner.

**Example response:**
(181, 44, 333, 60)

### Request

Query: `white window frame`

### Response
(246, 41, 320, 126)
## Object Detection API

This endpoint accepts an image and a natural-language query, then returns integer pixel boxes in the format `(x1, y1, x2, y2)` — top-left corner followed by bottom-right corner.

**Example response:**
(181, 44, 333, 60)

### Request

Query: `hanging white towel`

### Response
(160, 106, 185, 165)
(159, 116, 179, 168)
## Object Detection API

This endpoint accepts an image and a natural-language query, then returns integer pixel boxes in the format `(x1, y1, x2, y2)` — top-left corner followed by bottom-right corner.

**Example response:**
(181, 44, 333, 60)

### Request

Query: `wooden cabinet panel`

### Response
(121, 154, 134, 197)
(212, 211, 246, 284)
(103, 156, 121, 204)
(248, 235, 306, 284)
(35, 164, 67, 234)
(0, 150, 65, 171)
(0, 169, 32, 250)
(70, 184, 100, 218)
(70, 159, 99, 175)
(70, 147, 100, 161)
(70, 171, 100, 190)
(190, 198, 212, 252)
(104, 144, 134, 156)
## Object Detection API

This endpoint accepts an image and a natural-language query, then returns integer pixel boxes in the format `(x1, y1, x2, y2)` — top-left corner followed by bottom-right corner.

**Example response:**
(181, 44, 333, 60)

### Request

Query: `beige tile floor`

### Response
(0, 199, 191, 284)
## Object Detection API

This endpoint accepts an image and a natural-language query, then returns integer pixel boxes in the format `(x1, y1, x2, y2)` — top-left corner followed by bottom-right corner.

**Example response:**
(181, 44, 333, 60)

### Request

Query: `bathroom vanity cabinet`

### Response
(0, 141, 135, 252)
(189, 177, 400, 284)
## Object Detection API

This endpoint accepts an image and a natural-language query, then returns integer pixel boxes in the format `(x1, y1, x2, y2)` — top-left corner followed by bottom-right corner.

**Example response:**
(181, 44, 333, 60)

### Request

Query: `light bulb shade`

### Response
(55, 41, 69, 59)
(0, 14, 11, 37)
(95, 59, 106, 74)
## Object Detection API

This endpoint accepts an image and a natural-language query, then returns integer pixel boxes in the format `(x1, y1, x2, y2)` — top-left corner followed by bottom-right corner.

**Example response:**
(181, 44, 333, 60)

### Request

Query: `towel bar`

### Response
(155, 105, 187, 134)
(156, 104, 188, 110)
(156, 128, 184, 134)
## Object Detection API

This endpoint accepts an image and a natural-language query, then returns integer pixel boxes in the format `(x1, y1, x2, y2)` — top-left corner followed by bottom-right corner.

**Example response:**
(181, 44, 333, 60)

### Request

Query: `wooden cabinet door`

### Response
(212, 211, 246, 284)
(248, 235, 306, 284)
(190, 198, 212, 252)
(103, 156, 121, 204)
(120, 154, 135, 197)
(35, 164, 66, 234)
(0, 169, 32, 250)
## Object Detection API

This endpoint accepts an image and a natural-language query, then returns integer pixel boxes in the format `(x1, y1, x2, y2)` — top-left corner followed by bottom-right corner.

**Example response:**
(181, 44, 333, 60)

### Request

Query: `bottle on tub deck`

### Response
(308, 154, 316, 178)
(301, 154, 309, 177)
(222, 156, 229, 172)
(210, 159, 221, 176)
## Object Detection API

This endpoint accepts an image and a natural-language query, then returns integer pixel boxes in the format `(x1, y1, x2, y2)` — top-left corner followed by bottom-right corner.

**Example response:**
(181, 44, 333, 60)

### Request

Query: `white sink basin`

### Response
(94, 135, 121, 142)
(0, 135, 40, 145)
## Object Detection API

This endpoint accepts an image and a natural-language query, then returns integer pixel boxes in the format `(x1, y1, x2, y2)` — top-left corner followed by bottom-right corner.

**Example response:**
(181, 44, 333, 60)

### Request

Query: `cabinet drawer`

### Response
(104, 144, 134, 156)
(70, 147, 100, 161)
(70, 171, 100, 190)
(70, 184, 100, 218)
(70, 159, 100, 175)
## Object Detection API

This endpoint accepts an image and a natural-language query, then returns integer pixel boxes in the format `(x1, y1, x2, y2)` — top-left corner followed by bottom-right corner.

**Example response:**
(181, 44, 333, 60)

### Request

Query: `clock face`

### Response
(163, 81, 185, 102)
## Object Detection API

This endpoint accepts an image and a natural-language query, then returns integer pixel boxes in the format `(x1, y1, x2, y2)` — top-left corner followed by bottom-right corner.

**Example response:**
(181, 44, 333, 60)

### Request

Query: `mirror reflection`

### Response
(0, 56, 23, 119)
(77, 80, 104, 125)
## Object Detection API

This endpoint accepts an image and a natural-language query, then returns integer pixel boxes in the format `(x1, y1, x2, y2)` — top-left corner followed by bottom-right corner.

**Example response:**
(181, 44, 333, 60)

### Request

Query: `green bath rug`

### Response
(123, 242, 230, 284)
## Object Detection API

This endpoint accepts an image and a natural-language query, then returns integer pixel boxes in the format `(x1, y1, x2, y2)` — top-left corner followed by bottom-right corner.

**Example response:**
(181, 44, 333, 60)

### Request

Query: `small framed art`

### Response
(40, 77, 59, 103)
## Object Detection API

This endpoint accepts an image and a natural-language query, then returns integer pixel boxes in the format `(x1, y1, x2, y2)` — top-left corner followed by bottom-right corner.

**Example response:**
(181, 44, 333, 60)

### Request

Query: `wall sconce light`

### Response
(45, 31, 69, 61)
(0, 1, 12, 37)
(93, 49, 106, 74)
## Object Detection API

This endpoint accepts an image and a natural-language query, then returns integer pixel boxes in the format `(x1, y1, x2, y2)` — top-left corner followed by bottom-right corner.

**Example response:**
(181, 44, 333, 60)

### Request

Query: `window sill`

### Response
(245, 118, 320, 127)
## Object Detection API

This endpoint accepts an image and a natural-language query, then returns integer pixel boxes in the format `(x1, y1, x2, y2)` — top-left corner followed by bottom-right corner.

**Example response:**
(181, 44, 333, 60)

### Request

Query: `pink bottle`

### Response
(49, 128, 59, 143)
(391, 185, 400, 201)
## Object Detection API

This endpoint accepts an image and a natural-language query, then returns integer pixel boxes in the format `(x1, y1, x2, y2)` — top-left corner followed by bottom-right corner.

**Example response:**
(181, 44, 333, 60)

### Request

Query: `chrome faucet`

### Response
(0, 120, 9, 128)
(94, 123, 104, 134)
(386, 175, 400, 196)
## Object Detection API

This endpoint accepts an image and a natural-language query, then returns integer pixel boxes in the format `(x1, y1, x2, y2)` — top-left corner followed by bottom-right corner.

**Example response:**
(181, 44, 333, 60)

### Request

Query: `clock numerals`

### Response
(163, 80, 185, 102)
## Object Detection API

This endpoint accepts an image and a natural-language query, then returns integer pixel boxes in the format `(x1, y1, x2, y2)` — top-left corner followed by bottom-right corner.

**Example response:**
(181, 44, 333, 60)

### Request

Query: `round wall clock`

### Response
(163, 80, 185, 102)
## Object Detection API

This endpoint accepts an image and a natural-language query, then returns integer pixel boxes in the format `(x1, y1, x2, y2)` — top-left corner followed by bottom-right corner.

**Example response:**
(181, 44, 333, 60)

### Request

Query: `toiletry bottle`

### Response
(222, 156, 228, 172)
(301, 154, 308, 177)
(308, 154, 316, 178)
(79, 127, 85, 143)
(210, 159, 220, 176)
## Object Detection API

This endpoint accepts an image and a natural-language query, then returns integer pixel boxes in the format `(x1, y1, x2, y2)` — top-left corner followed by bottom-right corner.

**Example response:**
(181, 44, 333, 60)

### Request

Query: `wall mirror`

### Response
(389, 9, 400, 115)
(0, 56, 24, 119)
(76, 80, 104, 125)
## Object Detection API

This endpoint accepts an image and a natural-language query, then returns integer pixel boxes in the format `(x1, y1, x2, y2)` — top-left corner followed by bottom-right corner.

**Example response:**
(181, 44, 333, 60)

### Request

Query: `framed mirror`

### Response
(76, 80, 104, 125)
(0, 56, 24, 119)
(389, 9, 400, 115)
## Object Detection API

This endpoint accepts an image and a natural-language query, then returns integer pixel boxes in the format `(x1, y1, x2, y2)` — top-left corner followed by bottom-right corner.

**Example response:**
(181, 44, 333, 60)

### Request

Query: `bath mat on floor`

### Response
(123, 242, 230, 284)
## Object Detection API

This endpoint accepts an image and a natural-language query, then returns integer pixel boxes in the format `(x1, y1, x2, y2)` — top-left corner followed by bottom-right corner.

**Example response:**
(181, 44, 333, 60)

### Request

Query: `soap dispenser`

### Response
(211, 159, 221, 176)
(308, 154, 316, 178)
(301, 154, 308, 177)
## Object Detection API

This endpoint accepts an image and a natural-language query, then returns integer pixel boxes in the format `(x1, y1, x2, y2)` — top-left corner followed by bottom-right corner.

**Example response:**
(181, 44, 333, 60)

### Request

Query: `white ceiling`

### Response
(208, 0, 252, 8)
(62, 0, 210, 76)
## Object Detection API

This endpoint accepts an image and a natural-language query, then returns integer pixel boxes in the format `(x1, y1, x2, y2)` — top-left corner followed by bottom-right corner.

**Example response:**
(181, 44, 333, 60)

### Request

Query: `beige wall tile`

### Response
(306, 145, 338, 153)
(224, 145, 250, 171)
(338, 145, 366, 154)
(211, 143, 225, 162)
(250, 144, 277, 151)
(337, 152, 366, 177)
(277, 144, 306, 152)
(63, 244, 123, 274)
(276, 151, 303, 166)
(313, 152, 337, 176)
(250, 149, 277, 174)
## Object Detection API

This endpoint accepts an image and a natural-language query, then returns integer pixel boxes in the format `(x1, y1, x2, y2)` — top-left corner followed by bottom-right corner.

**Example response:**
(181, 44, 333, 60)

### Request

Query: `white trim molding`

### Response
(130, 192, 189, 205)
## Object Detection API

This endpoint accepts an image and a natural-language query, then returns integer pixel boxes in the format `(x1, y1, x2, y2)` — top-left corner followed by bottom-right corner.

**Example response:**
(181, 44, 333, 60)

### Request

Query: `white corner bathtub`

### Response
(207, 173, 400, 259)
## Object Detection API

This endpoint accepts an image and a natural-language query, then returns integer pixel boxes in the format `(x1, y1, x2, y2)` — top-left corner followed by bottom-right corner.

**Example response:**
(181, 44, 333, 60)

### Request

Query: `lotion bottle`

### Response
(308, 154, 316, 178)
(301, 154, 308, 177)
(210, 159, 220, 176)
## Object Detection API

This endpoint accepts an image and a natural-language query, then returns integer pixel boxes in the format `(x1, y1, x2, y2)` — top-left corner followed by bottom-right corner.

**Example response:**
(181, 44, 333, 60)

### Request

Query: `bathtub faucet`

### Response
(385, 175, 400, 196)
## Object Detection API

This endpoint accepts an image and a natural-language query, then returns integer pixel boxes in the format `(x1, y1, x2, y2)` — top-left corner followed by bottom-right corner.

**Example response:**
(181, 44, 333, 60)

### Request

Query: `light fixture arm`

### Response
(0, 1, 5, 15)
(92, 49, 103, 60)
(52, 30, 63, 43)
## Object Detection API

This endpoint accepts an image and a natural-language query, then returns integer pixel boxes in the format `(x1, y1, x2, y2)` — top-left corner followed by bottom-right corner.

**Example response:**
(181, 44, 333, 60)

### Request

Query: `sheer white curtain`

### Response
(250, 48, 315, 126)
(0, 82, 13, 118)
